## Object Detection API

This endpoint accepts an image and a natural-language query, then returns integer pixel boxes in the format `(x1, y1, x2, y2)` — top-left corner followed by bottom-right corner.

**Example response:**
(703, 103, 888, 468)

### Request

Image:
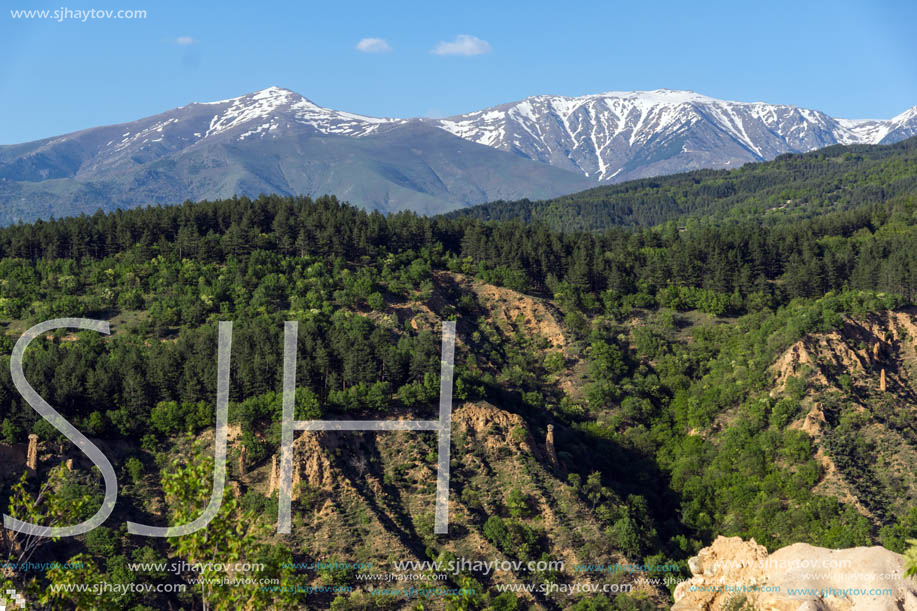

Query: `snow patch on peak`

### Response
(596, 89, 718, 106)
(196, 87, 400, 140)
(891, 105, 917, 125)
(252, 85, 295, 99)
(835, 118, 890, 145)
(195, 86, 301, 106)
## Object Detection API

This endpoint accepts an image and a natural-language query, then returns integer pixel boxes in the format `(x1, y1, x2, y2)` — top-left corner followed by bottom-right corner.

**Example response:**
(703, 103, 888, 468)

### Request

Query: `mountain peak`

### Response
(196, 85, 315, 108)
(524, 89, 718, 106)
(602, 88, 708, 99)
(893, 105, 917, 123)
(255, 85, 296, 96)
(247, 85, 313, 106)
(433, 89, 917, 181)
(186, 86, 396, 141)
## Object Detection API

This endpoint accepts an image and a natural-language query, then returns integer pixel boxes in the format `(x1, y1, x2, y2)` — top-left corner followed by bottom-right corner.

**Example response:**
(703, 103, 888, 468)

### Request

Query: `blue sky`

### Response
(2, 0, 916, 143)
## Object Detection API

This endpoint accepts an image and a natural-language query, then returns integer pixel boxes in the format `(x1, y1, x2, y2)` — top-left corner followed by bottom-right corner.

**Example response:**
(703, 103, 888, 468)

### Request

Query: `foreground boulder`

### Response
(672, 536, 917, 610)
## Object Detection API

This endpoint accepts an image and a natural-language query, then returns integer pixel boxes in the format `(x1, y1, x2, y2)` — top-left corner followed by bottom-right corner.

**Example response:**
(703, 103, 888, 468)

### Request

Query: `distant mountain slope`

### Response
(432, 89, 917, 183)
(2, 86, 916, 225)
(0, 87, 591, 224)
(452, 136, 917, 231)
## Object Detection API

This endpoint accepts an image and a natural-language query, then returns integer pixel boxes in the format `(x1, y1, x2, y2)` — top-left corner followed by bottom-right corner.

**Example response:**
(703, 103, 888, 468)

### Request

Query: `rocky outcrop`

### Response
(772, 309, 917, 520)
(26, 434, 38, 471)
(672, 536, 917, 610)
(772, 309, 917, 397)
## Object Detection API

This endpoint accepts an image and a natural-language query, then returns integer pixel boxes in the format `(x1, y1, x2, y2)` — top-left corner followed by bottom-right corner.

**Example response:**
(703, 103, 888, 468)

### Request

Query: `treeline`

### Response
(8, 193, 917, 321)
(0, 313, 444, 442)
(454, 136, 917, 231)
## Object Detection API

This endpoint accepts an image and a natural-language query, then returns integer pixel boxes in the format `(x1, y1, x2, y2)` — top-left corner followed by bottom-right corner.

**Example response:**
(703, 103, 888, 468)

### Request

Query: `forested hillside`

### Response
(1, 194, 917, 609)
(455, 136, 917, 231)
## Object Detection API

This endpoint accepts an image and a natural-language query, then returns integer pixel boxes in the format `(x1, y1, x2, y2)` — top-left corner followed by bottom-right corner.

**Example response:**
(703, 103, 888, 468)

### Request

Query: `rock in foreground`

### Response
(672, 536, 917, 610)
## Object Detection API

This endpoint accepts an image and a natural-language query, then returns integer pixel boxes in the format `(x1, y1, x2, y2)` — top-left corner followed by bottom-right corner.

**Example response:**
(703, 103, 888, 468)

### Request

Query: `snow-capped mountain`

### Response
(432, 89, 917, 182)
(0, 87, 406, 182)
(1, 86, 916, 225)
(198, 86, 400, 138)
(30, 87, 405, 178)
(104, 86, 401, 155)
(0, 87, 591, 224)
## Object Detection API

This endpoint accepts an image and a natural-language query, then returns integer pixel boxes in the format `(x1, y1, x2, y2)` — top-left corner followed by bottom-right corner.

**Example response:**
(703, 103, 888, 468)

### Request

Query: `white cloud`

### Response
(431, 34, 492, 56)
(356, 37, 392, 53)
(175, 36, 194, 46)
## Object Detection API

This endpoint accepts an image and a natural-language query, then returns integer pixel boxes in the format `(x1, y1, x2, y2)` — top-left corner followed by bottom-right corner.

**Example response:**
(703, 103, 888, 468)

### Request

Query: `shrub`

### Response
(86, 526, 119, 557)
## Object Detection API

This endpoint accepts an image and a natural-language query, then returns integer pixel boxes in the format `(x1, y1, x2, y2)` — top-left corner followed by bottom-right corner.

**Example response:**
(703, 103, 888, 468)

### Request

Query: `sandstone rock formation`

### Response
(26, 434, 38, 471)
(672, 536, 917, 610)
(771, 309, 917, 519)
(546, 424, 559, 469)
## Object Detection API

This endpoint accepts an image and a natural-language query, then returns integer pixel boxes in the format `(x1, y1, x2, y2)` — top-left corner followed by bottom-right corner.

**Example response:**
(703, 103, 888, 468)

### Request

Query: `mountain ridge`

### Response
(2, 86, 916, 225)
(0, 87, 592, 224)
(432, 88, 917, 182)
